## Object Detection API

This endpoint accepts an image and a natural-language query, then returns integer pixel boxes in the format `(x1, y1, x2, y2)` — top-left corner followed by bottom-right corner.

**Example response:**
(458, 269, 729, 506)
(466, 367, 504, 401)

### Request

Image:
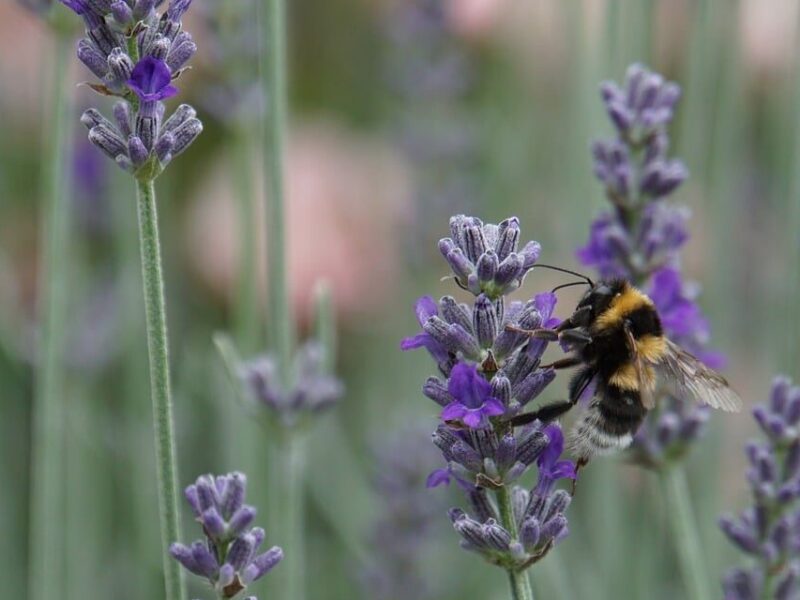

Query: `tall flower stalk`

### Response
(579, 63, 722, 600)
(720, 377, 800, 599)
(27, 11, 73, 600)
(55, 1, 204, 598)
(403, 215, 576, 600)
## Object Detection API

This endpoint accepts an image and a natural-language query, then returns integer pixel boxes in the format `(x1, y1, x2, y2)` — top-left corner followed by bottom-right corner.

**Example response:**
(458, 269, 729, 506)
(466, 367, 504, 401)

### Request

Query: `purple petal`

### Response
(462, 410, 482, 429)
(538, 424, 565, 470)
(414, 295, 439, 326)
(400, 332, 430, 351)
(533, 292, 557, 321)
(482, 398, 506, 417)
(426, 468, 452, 488)
(127, 57, 179, 102)
(447, 363, 492, 408)
(441, 402, 467, 422)
(551, 460, 577, 480)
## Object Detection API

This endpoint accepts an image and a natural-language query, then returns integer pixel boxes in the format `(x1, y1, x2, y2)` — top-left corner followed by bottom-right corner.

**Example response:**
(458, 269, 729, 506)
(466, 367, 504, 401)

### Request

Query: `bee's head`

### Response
(576, 279, 628, 319)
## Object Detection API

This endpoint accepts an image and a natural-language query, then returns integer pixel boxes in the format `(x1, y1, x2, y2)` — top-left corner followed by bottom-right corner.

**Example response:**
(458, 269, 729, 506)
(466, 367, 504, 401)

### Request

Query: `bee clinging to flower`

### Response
(508, 265, 742, 463)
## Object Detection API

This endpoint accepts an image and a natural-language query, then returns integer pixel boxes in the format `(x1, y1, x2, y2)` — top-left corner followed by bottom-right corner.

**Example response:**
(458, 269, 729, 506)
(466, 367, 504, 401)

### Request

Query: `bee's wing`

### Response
(656, 339, 742, 412)
(623, 323, 656, 410)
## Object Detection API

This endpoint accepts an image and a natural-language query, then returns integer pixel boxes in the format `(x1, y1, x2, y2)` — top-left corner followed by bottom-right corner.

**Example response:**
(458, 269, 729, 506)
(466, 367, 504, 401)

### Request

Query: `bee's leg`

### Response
(558, 328, 592, 348)
(539, 356, 583, 370)
(555, 306, 592, 331)
(510, 400, 576, 426)
(568, 365, 596, 402)
(570, 457, 590, 496)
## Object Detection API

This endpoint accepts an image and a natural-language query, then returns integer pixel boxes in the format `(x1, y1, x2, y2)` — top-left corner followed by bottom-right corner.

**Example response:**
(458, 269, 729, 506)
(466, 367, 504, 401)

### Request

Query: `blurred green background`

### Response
(1, 0, 799, 598)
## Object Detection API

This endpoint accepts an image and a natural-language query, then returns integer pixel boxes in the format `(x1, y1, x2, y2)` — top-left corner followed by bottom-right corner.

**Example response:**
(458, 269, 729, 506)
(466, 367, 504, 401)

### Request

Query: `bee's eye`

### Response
(596, 285, 611, 296)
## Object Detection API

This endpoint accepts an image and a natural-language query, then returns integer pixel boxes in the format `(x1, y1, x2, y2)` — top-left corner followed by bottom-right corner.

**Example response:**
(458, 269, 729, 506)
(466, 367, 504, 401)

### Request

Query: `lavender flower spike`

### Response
(579, 64, 725, 468)
(240, 341, 343, 429)
(720, 377, 800, 600)
(58, 0, 204, 181)
(403, 214, 573, 597)
(170, 472, 283, 599)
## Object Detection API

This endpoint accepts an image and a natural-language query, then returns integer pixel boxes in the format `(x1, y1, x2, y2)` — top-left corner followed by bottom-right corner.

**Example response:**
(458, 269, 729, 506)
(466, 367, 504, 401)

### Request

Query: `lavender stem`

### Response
(28, 22, 72, 600)
(232, 126, 260, 353)
(262, 0, 293, 372)
(497, 485, 534, 600)
(660, 466, 712, 600)
(262, 0, 304, 596)
(313, 281, 335, 372)
(135, 178, 185, 600)
(272, 431, 306, 600)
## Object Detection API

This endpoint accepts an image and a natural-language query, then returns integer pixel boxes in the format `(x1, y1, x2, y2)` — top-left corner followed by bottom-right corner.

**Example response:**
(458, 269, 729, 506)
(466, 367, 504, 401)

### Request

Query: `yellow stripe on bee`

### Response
(594, 285, 654, 330)
(636, 334, 667, 362)
(609, 363, 656, 391)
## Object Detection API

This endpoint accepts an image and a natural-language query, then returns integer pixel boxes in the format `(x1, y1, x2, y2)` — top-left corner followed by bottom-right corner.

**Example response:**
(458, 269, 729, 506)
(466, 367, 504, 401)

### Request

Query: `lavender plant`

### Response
(720, 377, 800, 600)
(579, 63, 723, 599)
(170, 472, 283, 600)
(403, 215, 575, 600)
(55, 1, 204, 598)
(239, 341, 344, 430)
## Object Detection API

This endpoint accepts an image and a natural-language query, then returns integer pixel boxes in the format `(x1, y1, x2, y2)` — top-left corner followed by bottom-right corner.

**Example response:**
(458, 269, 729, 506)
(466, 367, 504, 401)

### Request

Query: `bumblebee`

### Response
(509, 268, 741, 462)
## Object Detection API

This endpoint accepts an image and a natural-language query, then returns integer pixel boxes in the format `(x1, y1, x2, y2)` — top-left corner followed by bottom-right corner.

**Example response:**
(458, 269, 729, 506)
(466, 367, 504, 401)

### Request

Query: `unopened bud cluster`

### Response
(720, 378, 800, 600)
(170, 472, 283, 599)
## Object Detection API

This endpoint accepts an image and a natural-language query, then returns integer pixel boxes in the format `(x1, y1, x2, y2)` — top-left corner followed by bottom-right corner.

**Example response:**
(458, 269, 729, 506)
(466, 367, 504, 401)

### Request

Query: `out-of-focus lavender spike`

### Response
(239, 341, 343, 428)
(720, 377, 800, 598)
(171, 472, 282, 597)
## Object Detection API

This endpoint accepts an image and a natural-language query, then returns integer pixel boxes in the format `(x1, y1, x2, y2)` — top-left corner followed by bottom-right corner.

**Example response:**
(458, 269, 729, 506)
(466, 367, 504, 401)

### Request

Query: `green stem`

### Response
(273, 432, 306, 600)
(28, 25, 72, 600)
(659, 465, 712, 600)
(313, 281, 335, 371)
(496, 486, 534, 600)
(135, 178, 185, 600)
(262, 0, 293, 374)
(232, 126, 260, 354)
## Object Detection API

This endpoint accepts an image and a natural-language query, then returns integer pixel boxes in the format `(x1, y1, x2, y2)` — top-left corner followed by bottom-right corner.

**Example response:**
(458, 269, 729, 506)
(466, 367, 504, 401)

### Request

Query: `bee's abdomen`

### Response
(568, 385, 647, 459)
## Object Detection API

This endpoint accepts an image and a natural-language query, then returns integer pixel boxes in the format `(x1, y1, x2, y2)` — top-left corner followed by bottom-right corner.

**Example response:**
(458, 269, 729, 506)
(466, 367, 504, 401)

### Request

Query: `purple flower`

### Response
(240, 342, 343, 429)
(63, 0, 203, 177)
(720, 378, 800, 600)
(170, 472, 283, 596)
(403, 214, 568, 575)
(400, 295, 452, 368)
(581, 64, 726, 467)
(58, 0, 87, 14)
(127, 57, 179, 103)
(440, 363, 504, 428)
(575, 212, 631, 280)
(535, 425, 577, 494)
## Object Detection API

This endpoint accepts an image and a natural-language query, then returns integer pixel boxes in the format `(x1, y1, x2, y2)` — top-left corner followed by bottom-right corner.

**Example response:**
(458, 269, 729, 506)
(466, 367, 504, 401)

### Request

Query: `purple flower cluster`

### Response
(579, 64, 722, 467)
(240, 342, 344, 429)
(720, 377, 800, 600)
(439, 424, 573, 570)
(59, 0, 202, 180)
(170, 472, 283, 599)
(403, 214, 574, 571)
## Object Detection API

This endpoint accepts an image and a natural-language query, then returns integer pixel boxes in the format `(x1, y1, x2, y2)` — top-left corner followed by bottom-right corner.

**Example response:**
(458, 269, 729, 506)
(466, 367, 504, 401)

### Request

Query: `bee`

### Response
(508, 265, 742, 463)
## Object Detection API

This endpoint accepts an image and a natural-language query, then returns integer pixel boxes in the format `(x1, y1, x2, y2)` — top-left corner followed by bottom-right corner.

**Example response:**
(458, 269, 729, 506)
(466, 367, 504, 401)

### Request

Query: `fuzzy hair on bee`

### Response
(508, 274, 741, 462)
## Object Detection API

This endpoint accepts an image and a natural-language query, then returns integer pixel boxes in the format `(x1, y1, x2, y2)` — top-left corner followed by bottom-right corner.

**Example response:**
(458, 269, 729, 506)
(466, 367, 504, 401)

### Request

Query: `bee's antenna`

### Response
(534, 263, 595, 287)
(551, 281, 592, 294)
